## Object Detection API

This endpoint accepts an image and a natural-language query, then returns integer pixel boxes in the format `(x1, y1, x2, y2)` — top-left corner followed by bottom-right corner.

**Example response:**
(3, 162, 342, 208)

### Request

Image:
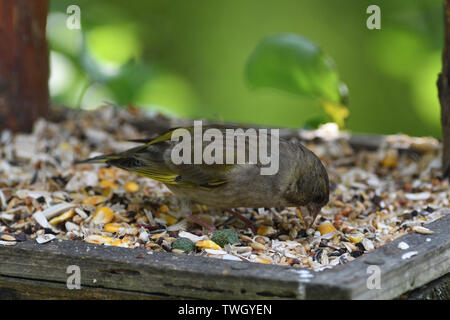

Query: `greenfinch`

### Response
(77, 124, 329, 223)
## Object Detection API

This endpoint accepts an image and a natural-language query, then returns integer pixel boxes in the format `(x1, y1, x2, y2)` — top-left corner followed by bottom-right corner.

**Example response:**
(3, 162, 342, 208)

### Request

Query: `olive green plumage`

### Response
(77, 124, 329, 220)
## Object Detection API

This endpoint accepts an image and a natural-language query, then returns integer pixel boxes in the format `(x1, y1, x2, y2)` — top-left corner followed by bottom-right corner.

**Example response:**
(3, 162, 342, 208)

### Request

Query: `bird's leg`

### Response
(177, 198, 216, 232)
(226, 209, 258, 233)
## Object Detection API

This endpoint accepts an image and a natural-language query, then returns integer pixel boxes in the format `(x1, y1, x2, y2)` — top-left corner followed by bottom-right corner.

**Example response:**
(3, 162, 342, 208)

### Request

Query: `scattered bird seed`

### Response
(0, 106, 447, 271)
(397, 241, 409, 250)
(401, 251, 418, 260)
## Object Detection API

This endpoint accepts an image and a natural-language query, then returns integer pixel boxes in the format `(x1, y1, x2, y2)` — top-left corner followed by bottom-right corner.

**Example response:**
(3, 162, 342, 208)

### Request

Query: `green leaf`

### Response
(246, 33, 349, 122)
(303, 116, 327, 129)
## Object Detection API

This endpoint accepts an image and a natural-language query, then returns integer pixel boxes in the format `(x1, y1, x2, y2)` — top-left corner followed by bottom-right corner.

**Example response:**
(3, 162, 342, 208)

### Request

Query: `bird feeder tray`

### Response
(0, 107, 448, 299)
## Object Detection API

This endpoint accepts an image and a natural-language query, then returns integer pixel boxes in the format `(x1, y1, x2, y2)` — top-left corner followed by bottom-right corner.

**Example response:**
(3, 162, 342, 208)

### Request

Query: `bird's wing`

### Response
(103, 142, 179, 184)
(160, 125, 268, 187)
(83, 124, 279, 188)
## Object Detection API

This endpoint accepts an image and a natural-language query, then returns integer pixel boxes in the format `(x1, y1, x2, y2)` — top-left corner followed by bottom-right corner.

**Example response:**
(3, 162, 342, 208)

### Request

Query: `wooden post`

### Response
(439, 0, 450, 177)
(0, 0, 49, 133)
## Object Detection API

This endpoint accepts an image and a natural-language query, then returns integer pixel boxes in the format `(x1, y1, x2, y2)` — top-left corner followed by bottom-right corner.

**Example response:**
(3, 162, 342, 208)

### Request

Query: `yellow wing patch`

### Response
(132, 167, 180, 184)
(146, 126, 194, 146)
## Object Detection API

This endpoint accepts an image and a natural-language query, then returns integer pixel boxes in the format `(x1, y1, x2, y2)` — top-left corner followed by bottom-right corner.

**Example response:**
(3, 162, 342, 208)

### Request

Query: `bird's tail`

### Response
(74, 153, 122, 165)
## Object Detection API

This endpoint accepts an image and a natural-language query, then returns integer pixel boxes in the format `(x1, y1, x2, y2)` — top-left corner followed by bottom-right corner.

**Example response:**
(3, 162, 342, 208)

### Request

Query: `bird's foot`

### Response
(226, 209, 258, 233)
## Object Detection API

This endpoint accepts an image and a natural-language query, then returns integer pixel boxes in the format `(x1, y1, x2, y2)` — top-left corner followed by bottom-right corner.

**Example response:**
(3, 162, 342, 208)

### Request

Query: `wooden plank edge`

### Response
(0, 213, 448, 300)
(308, 212, 450, 299)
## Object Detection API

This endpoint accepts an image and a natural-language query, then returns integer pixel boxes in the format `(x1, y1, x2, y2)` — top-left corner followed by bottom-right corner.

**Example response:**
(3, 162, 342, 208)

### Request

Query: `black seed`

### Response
(36, 196, 45, 203)
(15, 233, 27, 241)
(168, 231, 178, 237)
(24, 226, 33, 235)
(350, 250, 363, 258)
(319, 239, 329, 247)
(8, 160, 20, 166)
(30, 171, 39, 185)
(372, 195, 382, 205)
(44, 228, 58, 235)
(328, 250, 342, 257)
(313, 249, 323, 262)
(127, 210, 138, 218)
(52, 176, 68, 186)
(356, 242, 365, 252)
(425, 206, 435, 213)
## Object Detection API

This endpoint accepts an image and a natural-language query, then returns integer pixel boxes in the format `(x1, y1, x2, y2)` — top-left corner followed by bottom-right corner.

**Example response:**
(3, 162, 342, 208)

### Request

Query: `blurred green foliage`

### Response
(48, 0, 444, 137)
(246, 33, 349, 127)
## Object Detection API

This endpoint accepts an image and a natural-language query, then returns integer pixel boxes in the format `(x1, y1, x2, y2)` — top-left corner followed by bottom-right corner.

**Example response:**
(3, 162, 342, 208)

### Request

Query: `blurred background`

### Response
(48, 0, 444, 137)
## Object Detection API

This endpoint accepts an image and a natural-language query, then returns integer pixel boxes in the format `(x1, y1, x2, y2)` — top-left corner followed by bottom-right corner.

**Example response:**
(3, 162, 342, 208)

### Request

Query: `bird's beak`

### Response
(300, 204, 322, 228)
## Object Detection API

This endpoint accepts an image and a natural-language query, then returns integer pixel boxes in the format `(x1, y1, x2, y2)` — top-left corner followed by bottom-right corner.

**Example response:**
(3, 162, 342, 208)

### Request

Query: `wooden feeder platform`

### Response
(0, 211, 448, 300)
(0, 113, 448, 300)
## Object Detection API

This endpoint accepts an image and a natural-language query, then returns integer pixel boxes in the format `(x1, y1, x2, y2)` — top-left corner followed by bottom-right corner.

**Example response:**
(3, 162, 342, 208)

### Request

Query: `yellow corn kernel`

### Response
(59, 142, 71, 151)
(82, 195, 105, 206)
(257, 226, 276, 236)
(49, 209, 75, 225)
(251, 242, 266, 251)
(109, 237, 131, 247)
(151, 232, 165, 240)
(124, 181, 139, 193)
(158, 204, 169, 214)
(159, 213, 178, 226)
(196, 240, 221, 250)
(92, 207, 115, 224)
(347, 234, 362, 243)
(380, 149, 398, 168)
(99, 180, 117, 189)
(104, 223, 123, 233)
(255, 257, 271, 264)
(85, 235, 113, 245)
(101, 187, 113, 198)
(98, 167, 116, 180)
(318, 221, 336, 235)
(85, 235, 130, 247)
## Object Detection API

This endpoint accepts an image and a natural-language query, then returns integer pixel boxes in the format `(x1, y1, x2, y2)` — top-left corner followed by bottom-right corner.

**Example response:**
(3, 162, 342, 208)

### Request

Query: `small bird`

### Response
(76, 124, 329, 228)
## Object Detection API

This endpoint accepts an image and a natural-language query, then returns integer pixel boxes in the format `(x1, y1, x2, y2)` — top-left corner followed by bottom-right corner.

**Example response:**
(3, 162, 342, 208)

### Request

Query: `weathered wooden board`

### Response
(402, 273, 450, 300)
(0, 213, 448, 300)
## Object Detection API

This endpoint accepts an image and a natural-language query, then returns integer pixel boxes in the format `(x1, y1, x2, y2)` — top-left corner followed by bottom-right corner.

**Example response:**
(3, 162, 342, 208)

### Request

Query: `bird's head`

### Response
(283, 145, 329, 225)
